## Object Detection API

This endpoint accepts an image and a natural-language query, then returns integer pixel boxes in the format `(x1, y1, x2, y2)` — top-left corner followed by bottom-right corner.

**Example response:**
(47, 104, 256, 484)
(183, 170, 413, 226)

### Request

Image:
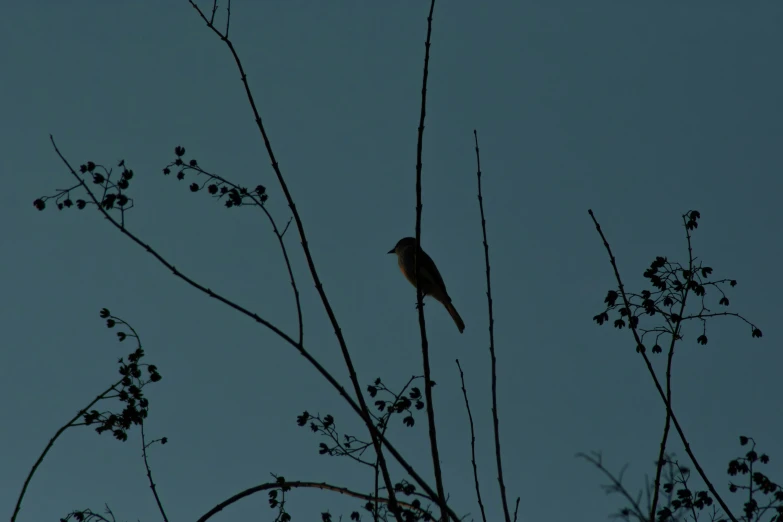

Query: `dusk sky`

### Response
(2, 2, 781, 522)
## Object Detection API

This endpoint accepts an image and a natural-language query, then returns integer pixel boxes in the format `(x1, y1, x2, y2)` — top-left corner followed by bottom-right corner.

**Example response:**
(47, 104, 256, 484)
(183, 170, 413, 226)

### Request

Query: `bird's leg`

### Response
(414, 297, 427, 310)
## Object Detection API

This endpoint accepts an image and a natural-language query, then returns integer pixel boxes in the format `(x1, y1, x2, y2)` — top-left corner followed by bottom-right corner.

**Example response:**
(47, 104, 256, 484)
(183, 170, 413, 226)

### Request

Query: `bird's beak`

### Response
(387, 248, 396, 254)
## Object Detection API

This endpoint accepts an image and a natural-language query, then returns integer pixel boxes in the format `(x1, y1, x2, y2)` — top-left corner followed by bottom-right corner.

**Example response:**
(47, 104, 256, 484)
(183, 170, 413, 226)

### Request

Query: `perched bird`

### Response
(388, 237, 465, 333)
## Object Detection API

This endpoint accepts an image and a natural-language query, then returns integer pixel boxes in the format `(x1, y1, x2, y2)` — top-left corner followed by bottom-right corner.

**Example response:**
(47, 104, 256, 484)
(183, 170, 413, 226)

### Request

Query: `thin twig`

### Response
(11, 381, 119, 522)
(512, 497, 520, 522)
(182, 162, 304, 344)
(474, 130, 511, 522)
(680, 311, 758, 326)
(411, 1, 447, 521)
(577, 452, 647, 521)
(587, 209, 737, 522)
(456, 359, 487, 522)
(197, 480, 425, 522)
(140, 422, 168, 522)
(209, 0, 218, 25)
(269, 211, 304, 345)
(374, 460, 380, 522)
(225, 0, 231, 38)
(673, 459, 700, 522)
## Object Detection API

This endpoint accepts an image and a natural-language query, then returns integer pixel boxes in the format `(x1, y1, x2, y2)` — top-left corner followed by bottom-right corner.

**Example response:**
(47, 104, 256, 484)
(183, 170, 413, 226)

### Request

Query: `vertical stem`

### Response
(474, 130, 511, 522)
(456, 359, 487, 522)
(650, 220, 694, 521)
(414, 1, 447, 521)
(141, 422, 169, 522)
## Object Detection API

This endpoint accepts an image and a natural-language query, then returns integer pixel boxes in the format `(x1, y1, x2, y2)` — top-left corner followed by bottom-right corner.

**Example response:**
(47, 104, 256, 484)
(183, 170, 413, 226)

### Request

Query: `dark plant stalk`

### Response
(140, 422, 168, 522)
(587, 209, 737, 522)
(197, 480, 427, 522)
(456, 359, 487, 522)
(374, 462, 380, 522)
(474, 129, 511, 522)
(411, 1, 447, 521)
(576, 452, 646, 521)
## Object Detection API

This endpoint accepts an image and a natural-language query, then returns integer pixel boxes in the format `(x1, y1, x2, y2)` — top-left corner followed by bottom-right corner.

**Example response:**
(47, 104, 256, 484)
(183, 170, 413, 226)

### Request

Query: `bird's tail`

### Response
(445, 302, 465, 333)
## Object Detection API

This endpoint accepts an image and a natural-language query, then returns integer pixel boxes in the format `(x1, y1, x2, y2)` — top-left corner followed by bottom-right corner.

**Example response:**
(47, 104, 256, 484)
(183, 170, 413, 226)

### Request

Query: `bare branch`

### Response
(456, 359, 487, 522)
(577, 452, 647, 521)
(141, 422, 168, 522)
(474, 129, 511, 522)
(197, 480, 427, 522)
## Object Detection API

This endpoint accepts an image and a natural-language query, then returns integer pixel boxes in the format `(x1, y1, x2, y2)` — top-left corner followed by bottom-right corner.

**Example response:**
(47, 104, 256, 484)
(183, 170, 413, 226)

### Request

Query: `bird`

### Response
(388, 237, 465, 333)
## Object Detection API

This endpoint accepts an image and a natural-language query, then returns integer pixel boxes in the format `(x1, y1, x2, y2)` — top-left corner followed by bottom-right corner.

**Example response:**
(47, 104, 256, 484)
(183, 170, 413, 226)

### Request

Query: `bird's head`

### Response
(388, 237, 417, 254)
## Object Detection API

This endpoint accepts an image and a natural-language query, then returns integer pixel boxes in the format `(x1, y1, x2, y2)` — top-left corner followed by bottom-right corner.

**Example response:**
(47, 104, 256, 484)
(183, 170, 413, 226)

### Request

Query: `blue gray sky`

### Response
(2, 2, 781, 522)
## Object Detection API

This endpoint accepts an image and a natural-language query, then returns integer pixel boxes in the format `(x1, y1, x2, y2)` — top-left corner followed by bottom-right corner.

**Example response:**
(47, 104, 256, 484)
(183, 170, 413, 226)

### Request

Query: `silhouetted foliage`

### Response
(582, 438, 781, 522)
(296, 377, 426, 468)
(11, 311, 164, 522)
(34, 158, 135, 226)
(593, 211, 761, 353)
(585, 210, 769, 522)
(162, 146, 269, 208)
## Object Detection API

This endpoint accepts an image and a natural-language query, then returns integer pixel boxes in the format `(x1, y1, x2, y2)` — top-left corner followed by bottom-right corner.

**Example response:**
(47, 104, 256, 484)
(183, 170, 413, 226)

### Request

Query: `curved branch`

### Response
(197, 480, 425, 522)
(11, 381, 119, 522)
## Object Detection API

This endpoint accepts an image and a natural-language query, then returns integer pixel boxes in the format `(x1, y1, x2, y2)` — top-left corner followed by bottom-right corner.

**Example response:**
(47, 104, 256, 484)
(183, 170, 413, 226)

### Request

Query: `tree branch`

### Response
(197, 480, 426, 522)
(140, 422, 168, 522)
(577, 452, 647, 522)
